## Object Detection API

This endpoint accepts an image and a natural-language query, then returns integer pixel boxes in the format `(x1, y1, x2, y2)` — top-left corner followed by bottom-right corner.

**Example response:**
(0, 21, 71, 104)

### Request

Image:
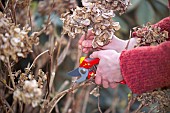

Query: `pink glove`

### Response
(90, 50, 123, 88)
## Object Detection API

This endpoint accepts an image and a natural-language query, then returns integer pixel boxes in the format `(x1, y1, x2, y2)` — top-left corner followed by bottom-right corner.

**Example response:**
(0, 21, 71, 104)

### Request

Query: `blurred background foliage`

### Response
(0, 0, 169, 113)
(31, 0, 170, 112)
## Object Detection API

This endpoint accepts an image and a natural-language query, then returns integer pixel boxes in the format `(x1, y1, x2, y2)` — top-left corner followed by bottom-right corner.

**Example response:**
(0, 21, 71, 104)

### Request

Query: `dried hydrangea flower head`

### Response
(0, 12, 39, 63)
(61, 7, 91, 38)
(61, 0, 129, 48)
(13, 69, 47, 107)
(132, 23, 169, 112)
(13, 80, 42, 107)
(82, 0, 131, 15)
(133, 23, 169, 47)
(137, 89, 170, 112)
(38, 0, 77, 16)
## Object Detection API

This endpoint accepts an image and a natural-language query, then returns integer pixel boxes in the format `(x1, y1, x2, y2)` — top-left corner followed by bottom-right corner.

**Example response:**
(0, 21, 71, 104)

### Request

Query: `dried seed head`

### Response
(0, 13, 39, 63)
(137, 88, 170, 112)
(133, 23, 169, 47)
(61, 0, 126, 48)
(82, 0, 131, 15)
(13, 69, 47, 107)
(13, 80, 42, 107)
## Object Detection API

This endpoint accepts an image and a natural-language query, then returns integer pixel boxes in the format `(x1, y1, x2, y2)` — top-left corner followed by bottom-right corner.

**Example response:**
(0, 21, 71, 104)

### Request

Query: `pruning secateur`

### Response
(68, 57, 126, 84)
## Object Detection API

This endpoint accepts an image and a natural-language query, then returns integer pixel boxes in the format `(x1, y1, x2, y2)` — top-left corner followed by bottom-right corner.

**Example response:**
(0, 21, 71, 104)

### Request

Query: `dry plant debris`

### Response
(0, 12, 39, 63)
(137, 89, 170, 112)
(130, 24, 170, 112)
(13, 69, 47, 107)
(61, 0, 130, 48)
(133, 23, 169, 47)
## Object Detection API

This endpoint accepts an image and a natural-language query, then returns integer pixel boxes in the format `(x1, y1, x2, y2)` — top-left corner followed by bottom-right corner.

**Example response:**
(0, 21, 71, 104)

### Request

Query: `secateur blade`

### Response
(67, 68, 81, 77)
(68, 67, 89, 83)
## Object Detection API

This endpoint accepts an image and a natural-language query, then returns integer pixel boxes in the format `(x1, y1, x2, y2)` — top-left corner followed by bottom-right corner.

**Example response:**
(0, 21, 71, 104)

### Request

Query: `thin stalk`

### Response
(29, 50, 50, 70)
(7, 59, 15, 89)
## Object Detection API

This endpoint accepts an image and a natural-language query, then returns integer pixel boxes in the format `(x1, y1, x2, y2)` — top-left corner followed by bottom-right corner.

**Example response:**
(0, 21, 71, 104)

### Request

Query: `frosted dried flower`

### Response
(82, 0, 131, 15)
(61, 0, 123, 48)
(0, 12, 39, 63)
(15, 68, 47, 88)
(137, 88, 170, 112)
(13, 80, 42, 107)
(13, 68, 47, 107)
(133, 23, 169, 47)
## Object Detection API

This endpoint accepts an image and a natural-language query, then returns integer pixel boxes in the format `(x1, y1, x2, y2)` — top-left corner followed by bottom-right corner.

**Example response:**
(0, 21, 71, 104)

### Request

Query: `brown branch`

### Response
(82, 87, 91, 113)
(0, 95, 14, 113)
(45, 81, 93, 113)
(125, 30, 132, 50)
(0, 78, 14, 91)
(27, 0, 32, 29)
(132, 103, 144, 113)
(29, 50, 50, 70)
(124, 93, 137, 113)
(7, 59, 15, 89)
(0, 1, 5, 12)
(98, 88, 102, 113)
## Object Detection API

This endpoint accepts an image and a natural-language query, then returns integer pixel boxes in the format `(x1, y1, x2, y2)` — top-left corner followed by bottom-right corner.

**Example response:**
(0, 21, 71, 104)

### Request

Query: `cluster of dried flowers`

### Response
(13, 69, 47, 107)
(82, 0, 130, 15)
(133, 24, 169, 112)
(137, 89, 170, 112)
(38, 0, 77, 16)
(133, 23, 169, 47)
(61, 0, 130, 48)
(0, 12, 39, 63)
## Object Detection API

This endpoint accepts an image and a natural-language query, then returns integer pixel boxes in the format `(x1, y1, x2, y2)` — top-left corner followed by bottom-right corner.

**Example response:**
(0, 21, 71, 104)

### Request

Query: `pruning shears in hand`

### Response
(68, 57, 126, 84)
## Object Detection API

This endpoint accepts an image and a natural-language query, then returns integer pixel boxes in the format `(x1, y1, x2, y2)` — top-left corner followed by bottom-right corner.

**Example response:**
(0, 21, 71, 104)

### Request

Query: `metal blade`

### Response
(67, 68, 81, 77)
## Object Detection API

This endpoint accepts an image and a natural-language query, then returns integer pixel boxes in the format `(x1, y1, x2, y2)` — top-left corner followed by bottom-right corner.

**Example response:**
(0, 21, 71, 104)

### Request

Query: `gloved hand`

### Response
(90, 50, 123, 88)
(78, 30, 137, 53)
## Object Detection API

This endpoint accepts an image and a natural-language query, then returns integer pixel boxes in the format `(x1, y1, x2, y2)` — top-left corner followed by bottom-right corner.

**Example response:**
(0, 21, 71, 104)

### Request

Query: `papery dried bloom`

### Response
(13, 80, 42, 107)
(137, 89, 170, 112)
(13, 69, 47, 107)
(15, 68, 47, 88)
(61, 0, 123, 48)
(38, 0, 77, 16)
(0, 12, 39, 63)
(82, 0, 131, 15)
(133, 23, 169, 47)
(61, 7, 91, 38)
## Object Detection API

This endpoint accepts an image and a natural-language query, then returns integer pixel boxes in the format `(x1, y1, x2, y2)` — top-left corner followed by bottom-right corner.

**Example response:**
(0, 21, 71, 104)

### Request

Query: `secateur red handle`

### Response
(80, 57, 126, 84)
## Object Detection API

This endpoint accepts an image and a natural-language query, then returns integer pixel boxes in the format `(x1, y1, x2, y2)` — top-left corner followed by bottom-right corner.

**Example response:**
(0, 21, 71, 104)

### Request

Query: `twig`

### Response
(124, 93, 137, 113)
(0, 78, 14, 91)
(4, 0, 10, 10)
(0, 95, 14, 113)
(27, 0, 32, 29)
(148, 106, 158, 113)
(58, 80, 70, 92)
(62, 94, 73, 113)
(29, 50, 50, 70)
(98, 88, 102, 113)
(7, 59, 15, 89)
(11, 0, 17, 24)
(57, 37, 71, 66)
(0, 1, 5, 12)
(45, 81, 93, 113)
(132, 103, 144, 113)
(125, 30, 132, 50)
(82, 87, 91, 113)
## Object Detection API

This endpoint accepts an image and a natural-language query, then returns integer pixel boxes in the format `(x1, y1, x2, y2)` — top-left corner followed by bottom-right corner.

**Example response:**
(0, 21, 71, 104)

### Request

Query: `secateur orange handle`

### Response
(80, 57, 126, 84)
